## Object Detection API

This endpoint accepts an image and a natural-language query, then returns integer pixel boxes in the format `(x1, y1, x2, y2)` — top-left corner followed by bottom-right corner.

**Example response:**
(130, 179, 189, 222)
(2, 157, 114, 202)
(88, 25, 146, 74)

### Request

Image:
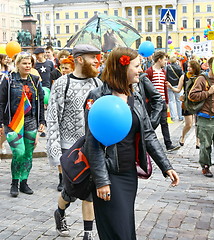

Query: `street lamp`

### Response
(43, 31, 57, 47)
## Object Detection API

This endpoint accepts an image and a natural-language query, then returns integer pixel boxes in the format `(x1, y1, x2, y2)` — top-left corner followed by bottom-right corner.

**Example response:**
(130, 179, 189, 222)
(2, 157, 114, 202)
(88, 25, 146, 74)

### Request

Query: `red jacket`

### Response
(145, 66, 169, 104)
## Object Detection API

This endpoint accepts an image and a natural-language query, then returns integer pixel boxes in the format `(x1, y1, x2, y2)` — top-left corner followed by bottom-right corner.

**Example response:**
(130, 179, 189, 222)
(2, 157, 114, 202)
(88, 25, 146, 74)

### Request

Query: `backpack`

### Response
(60, 136, 94, 200)
(183, 72, 211, 114)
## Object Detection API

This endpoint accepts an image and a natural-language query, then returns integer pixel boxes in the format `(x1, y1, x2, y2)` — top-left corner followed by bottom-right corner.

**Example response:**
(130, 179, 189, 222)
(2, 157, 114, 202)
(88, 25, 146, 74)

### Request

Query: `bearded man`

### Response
(46, 44, 102, 240)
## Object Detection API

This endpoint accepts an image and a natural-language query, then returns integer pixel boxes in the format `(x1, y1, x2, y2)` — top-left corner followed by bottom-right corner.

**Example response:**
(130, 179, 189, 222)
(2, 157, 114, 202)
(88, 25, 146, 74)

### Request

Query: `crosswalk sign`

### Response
(160, 9, 176, 24)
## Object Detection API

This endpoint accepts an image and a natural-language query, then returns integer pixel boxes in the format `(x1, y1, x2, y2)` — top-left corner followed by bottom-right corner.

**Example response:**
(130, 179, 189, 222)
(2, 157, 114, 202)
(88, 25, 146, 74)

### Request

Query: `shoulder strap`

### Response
(92, 78, 98, 87)
(169, 64, 179, 79)
(65, 74, 70, 99)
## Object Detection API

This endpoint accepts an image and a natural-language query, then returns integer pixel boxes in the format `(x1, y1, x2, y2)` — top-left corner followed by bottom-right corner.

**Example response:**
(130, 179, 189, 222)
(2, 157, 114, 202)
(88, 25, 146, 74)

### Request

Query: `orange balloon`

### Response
(5, 41, 21, 58)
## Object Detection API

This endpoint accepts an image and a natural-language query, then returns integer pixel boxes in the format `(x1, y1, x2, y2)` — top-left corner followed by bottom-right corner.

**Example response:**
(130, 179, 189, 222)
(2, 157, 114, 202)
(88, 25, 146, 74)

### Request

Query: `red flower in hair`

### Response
(119, 55, 130, 66)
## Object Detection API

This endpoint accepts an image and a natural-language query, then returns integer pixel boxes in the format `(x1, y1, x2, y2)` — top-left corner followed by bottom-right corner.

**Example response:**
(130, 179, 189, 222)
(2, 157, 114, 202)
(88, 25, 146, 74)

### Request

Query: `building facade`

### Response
(14, 0, 214, 52)
(0, 0, 24, 44)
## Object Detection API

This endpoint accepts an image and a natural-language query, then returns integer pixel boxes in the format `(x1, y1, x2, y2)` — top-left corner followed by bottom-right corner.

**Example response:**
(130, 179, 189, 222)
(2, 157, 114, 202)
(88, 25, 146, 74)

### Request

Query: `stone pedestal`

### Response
(20, 15, 37, 37)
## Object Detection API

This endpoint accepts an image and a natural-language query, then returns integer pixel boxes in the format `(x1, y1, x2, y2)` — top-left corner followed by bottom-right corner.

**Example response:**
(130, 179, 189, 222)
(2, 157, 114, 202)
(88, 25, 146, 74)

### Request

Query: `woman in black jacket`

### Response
(0, 52, 45, 197)
(83, 47, 179, 240)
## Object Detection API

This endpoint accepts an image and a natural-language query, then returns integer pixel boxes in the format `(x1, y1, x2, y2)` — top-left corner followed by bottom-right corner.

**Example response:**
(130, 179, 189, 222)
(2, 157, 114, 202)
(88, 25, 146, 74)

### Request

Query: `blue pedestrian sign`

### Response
(160, 9, 176, 24)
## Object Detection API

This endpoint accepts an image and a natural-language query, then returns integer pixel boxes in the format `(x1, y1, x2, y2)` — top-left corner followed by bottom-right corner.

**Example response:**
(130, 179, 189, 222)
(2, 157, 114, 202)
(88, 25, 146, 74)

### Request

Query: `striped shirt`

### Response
(151, 70, 166, 100)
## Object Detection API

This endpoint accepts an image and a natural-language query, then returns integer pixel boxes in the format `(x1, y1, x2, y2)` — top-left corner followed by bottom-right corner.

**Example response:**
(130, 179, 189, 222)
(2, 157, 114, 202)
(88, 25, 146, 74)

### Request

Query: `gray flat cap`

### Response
(72, 44, 100, 58)
(33, 48, 45, 54)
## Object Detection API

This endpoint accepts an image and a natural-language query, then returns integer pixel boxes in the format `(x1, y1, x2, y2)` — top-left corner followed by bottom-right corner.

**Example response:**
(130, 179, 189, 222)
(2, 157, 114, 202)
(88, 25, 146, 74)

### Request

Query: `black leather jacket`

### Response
(83, 82, 173, 189)
(138, 73, 163, 129)
(0, 72, 45, 127)
(166, 63, 183, 86)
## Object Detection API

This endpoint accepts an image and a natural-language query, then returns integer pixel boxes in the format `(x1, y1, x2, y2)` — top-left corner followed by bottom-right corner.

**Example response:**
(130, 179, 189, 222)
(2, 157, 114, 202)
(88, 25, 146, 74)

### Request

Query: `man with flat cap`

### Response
(46, 44, 102, 239)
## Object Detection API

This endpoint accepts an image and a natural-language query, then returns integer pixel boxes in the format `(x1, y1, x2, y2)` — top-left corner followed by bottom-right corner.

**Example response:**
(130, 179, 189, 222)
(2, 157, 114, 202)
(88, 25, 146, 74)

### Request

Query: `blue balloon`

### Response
(138, 41, 155, 57)
(88, 95, 132, 146)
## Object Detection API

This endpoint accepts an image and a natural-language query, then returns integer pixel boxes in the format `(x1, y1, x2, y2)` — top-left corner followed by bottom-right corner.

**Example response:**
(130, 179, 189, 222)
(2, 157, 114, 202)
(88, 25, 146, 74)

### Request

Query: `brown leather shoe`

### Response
(202, 166, 213, 177)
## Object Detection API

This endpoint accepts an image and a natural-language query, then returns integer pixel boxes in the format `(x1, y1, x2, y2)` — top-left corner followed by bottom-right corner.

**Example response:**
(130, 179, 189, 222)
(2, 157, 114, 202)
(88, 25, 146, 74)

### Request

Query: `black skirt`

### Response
(92, 169, 138, 240)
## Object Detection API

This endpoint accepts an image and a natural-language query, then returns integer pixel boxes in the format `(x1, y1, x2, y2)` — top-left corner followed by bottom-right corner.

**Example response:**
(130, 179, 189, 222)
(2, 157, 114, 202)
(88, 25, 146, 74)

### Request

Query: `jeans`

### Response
(197, 116, 214, 168)
(168, 87, 183, 120)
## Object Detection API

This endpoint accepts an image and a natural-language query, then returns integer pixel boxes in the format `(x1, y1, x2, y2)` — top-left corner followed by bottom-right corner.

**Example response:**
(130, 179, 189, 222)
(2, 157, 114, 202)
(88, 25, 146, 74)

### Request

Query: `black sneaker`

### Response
(20, 180, 34, 194)
(202, 166, 213, 177)
(40, 132, 46, 137)
(167, 144, 180, 152)
(83, 231, 94, 240)
(54, 210, 70, 237)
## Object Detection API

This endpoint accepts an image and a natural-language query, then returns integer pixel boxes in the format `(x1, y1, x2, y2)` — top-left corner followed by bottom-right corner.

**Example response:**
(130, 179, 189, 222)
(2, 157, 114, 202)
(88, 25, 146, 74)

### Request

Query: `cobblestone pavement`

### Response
(0, 120, 214, 240)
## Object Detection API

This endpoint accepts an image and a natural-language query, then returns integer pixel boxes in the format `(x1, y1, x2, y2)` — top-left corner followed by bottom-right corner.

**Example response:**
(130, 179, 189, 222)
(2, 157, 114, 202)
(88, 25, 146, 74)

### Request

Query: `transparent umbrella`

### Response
(65, 13, 141, 52)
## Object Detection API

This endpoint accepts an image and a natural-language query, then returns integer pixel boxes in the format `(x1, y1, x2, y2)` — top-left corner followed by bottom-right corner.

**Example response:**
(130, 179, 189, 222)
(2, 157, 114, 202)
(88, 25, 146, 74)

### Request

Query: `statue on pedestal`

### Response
(33, 29, 42, 46)
(25, 0, 32, 16)
(17, 29, 32, 47)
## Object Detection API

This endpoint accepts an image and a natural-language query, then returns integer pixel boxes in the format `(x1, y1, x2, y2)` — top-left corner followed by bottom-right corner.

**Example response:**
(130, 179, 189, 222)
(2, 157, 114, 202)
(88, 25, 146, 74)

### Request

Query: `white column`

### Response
(122, 7, 126, 18)
(141, 6, 145, 32)
(152, 5, 156, 32)
(50, 7, 54, 37)
(41, 12, 45, 38)
(132, 7, 135, 27)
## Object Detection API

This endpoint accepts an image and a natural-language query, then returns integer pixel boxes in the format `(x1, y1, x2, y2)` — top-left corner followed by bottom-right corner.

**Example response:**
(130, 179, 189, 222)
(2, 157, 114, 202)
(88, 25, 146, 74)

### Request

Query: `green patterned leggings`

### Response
(6, 130, 37, 181)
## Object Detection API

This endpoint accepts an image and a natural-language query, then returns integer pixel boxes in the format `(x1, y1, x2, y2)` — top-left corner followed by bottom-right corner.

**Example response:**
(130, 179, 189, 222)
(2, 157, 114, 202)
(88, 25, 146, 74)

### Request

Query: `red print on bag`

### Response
(86, 99, 94, 110)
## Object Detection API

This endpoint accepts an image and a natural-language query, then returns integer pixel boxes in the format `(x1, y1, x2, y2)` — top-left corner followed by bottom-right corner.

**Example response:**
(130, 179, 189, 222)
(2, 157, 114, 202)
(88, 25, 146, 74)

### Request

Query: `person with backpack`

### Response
(166, 56, 184, 121)
(167, 60, 201, 148)
(146, 51, 180, 152)
(83, 47, 179, 240)
(0, 52, 45, 197)
(188, 57, 214, 178)
(46, 44, 103, 240)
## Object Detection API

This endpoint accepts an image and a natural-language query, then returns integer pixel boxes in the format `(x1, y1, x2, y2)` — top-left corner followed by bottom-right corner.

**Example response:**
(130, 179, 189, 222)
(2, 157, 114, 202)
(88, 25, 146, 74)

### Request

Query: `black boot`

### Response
(20, 179, 34, 194)
(10, 179, 19, 197)
(57, 173, 63, 192)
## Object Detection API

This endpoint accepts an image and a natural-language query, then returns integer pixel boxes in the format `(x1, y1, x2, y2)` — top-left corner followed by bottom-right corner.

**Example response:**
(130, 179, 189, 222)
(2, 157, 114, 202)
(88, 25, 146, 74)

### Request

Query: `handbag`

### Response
(60, 136, 95, 200)
(136, 153, 152, 179)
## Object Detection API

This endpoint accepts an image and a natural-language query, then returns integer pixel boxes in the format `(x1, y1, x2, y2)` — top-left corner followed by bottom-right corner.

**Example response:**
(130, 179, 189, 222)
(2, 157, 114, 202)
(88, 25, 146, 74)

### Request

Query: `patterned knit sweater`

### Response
(46, 74, 102, 166)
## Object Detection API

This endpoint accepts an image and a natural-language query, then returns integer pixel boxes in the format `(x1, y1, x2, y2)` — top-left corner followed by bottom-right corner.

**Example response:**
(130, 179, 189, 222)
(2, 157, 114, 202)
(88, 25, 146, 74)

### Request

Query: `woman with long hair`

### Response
(83, 47, 179, 240)
(167, 60, 201, 147)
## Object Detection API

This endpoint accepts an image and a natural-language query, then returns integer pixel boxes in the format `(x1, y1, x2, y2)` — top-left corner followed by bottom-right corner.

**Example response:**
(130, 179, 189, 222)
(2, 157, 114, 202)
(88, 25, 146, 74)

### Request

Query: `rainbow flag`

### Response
(8, 92, 32, 136)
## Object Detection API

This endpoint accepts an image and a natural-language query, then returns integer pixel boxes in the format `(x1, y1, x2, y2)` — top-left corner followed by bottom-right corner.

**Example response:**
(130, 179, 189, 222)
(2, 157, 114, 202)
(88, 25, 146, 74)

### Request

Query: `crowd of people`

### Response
(0, 43, 213, 240)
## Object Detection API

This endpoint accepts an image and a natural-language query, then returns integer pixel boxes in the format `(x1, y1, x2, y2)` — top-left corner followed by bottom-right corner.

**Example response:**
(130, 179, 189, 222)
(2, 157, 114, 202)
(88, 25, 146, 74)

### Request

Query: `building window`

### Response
(56, 13, 59, 19)
(2, 18, 6, 27)
(37, 14, 40, 24)
(158, 22, 163, 30)
(146, 36, 151, 41)
(207, 5, 211, 12)
(75, 25, 79, 32)
(65, 13, 69, 19)
(195, 19, 200, 28)
(148, 7, 152, 15)
(104, 11, 108, 15)
(75, 12, 78, 19)
(182, 19, 187, 29)
(46, 13, 49, 20)
(137, 22, 142, 32)
(182, 6, 187, 13)
(207, 19, 211, 25)
(57, 40, 61, 48)
(196, 35, 200, 42)
(3, 32, 6, 41)
(148, 22, 152, 32)
(46, 27, 50, 35)
(183, 36, 187, 41)
(114, 10, 118, 16)
(195, 5, 200, 13)
(84, 12, 88, 18)
(127, 9, 132, 16)
(137, 8, 141, 16)
(169, 24, 173, 30)
(94, 11, 98, 15)
(157, 36, 162, 48)
(136, 39, 141, 49)
(56, 26, 60, 34)
(66, 25, 70, 34)
(158, 8, 161, 15)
